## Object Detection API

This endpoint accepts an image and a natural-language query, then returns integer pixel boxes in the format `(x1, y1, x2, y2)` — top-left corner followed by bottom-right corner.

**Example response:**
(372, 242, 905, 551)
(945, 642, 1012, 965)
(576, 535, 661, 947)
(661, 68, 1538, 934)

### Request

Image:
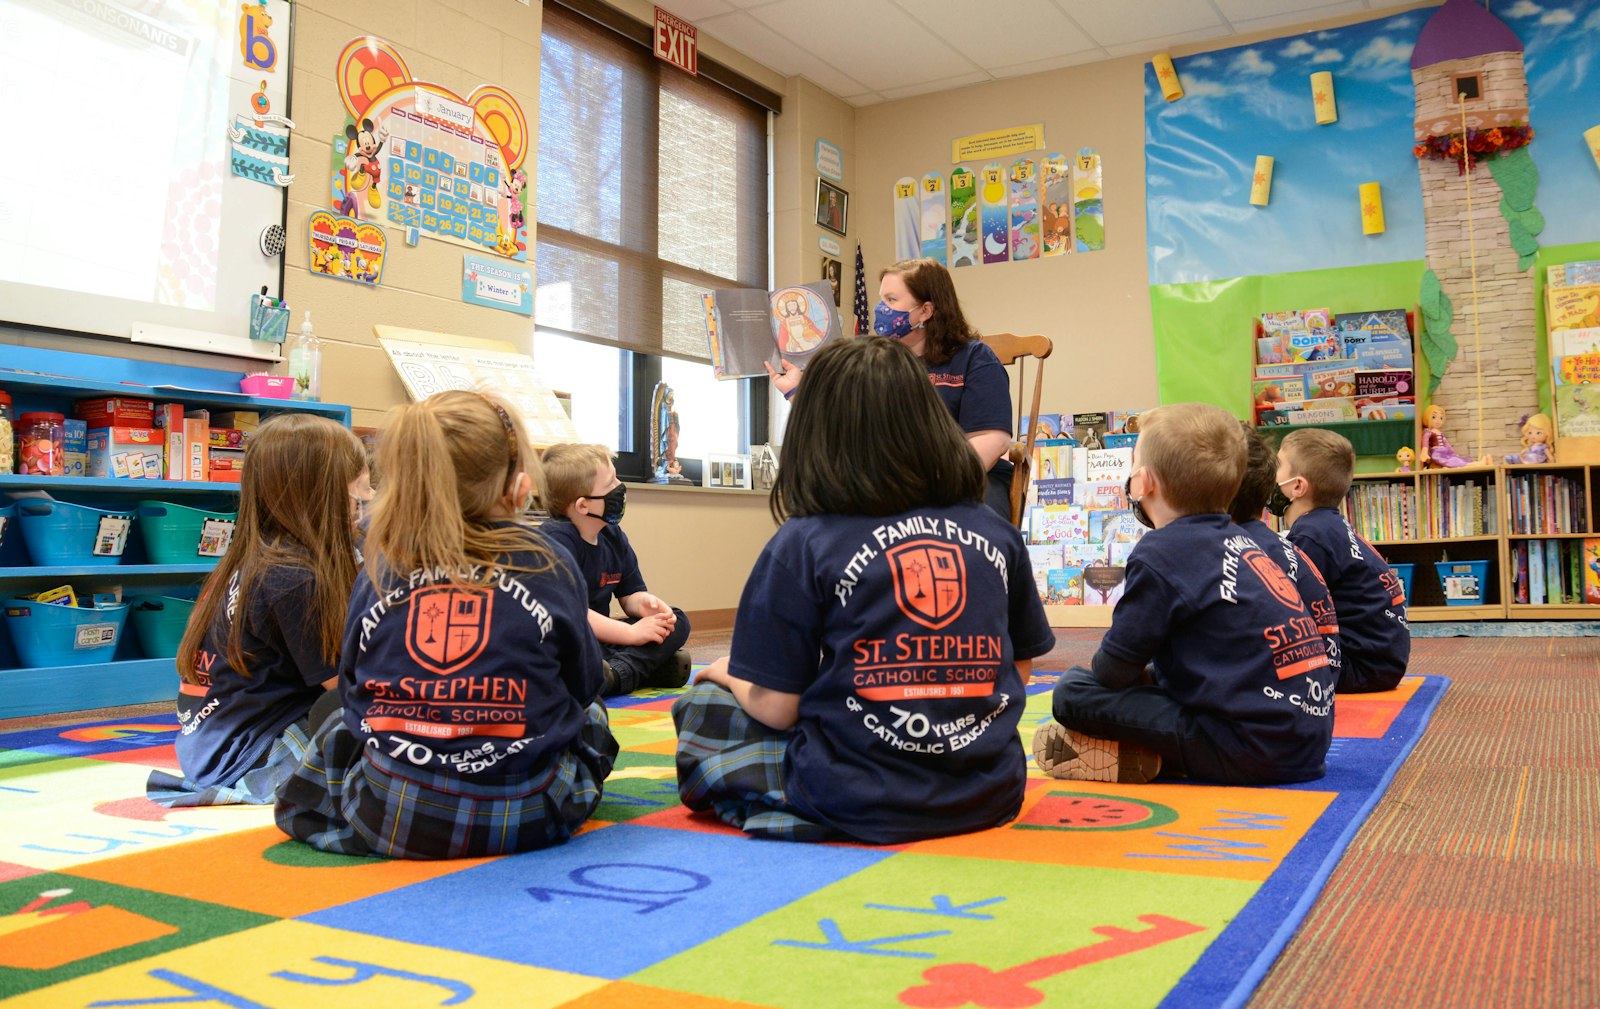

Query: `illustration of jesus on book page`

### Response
(772, 287, 830, 355)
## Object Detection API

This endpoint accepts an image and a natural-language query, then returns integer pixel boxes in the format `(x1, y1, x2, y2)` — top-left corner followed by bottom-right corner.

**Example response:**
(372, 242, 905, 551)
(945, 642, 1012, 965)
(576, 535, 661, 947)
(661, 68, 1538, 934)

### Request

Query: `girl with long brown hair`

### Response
(146, 414, 369, 807)
(675, 337, 1053, 844)
(766, 257, 1015, 517)
(274, 389, 618, 859)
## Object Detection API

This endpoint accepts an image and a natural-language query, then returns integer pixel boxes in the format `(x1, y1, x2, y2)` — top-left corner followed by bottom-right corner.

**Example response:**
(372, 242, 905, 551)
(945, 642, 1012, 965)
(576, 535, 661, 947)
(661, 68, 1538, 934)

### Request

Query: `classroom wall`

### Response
(774, 78, 860, 333)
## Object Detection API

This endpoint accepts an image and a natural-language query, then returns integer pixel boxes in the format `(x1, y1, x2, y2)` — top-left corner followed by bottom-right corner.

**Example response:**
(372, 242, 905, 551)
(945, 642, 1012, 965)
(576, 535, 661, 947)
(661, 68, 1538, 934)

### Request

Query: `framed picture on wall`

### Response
(821, 256, 842, 307)
(815, 179, 849, 236)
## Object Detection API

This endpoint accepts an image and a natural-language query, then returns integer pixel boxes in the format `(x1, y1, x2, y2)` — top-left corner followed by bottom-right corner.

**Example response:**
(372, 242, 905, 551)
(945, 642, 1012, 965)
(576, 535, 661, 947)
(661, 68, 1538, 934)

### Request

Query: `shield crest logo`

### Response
(1245, 549, 1304, 612)
(887, 539, 967, 630)
(406, 587, 493, 675)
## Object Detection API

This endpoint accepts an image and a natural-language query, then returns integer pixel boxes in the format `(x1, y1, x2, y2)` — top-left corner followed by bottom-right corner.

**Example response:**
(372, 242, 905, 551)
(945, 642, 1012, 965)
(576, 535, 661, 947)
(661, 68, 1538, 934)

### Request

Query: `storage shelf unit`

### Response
(0, 344, 351, 718)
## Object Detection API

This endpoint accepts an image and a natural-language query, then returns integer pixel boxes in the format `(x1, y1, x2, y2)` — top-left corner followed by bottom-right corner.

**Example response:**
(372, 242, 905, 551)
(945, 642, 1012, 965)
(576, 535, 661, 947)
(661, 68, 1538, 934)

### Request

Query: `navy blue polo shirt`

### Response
(339, 537, 604, 780)
(1286, 507, 1410, 685)
(925, 340, 1014, 482)
(729, 502, 1055, 844)
(539, 518, 648, 615)
(174, 566, 335, 789)
(1101, 513, 1333, 779)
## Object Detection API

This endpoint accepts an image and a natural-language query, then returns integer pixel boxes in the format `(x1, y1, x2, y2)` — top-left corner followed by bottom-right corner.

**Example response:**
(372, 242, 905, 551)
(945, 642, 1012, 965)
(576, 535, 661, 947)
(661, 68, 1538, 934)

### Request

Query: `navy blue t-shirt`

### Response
(340, 534, 604, 780)
(538, 518, 647, 615)
(925, 340, 1014, 482)
(729, 502, 1055, 844)
(1286, 507, 1410, 683)
(174, 565, 335, 788)
(1101, 513, 1333, 779)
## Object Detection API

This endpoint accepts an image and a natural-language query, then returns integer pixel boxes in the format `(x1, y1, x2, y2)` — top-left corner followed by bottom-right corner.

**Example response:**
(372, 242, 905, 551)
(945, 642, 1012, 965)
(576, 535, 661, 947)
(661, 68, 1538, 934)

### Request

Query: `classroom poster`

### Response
(461, 253, 533, 315)
(331, 36, 529, 261)
(306, 211, 386, 285)
(377, 338, 579, 446)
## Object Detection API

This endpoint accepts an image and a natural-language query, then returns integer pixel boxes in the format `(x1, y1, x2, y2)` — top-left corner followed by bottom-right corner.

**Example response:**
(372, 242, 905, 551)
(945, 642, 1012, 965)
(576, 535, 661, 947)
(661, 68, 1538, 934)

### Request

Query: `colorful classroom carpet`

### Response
(0, 671, 1445, 1009)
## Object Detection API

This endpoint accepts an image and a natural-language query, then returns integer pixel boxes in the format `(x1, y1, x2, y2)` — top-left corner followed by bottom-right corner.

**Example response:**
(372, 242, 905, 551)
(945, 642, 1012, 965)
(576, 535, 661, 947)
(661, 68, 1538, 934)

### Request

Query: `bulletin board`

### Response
(0, 0, 295, 359)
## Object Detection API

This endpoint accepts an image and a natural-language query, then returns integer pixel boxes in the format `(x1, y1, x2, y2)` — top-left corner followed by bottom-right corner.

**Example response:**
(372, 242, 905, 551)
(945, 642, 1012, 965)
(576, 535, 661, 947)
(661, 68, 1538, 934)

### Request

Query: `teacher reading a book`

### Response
(768, 258, 1014, 518)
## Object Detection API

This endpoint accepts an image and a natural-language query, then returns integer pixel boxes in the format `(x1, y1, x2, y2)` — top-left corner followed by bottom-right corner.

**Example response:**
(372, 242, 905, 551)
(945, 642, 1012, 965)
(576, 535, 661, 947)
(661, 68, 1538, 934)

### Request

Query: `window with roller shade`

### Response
(534, 1, 772, 479)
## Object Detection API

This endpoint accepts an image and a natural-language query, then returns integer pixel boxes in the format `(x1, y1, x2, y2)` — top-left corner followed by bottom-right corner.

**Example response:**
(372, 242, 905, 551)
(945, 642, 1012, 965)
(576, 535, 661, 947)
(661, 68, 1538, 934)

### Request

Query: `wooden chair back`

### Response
(979, 333, 1054, 527)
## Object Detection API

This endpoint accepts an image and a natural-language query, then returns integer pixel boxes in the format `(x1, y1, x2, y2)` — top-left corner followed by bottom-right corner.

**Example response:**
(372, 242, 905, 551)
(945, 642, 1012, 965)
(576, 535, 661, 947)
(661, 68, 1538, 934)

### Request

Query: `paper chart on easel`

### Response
(377, 338, 579, 446)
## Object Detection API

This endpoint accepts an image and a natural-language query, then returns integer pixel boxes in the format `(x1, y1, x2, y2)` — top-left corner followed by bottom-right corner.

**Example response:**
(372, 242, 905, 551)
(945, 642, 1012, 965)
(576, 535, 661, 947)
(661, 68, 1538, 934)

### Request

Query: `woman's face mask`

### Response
(873, 301, 919, 339)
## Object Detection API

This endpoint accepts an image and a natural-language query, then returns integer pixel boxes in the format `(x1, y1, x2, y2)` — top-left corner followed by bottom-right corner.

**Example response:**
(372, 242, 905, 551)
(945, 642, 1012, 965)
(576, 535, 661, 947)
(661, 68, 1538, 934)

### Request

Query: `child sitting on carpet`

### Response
(538, 443, 692, 696)
(146, 414, 369, 807)
(672, 337, 1054, 844)
(1033, 403, 1332, 785)
(1275, 428, 1410, 693)
(274, 390, 619, 859)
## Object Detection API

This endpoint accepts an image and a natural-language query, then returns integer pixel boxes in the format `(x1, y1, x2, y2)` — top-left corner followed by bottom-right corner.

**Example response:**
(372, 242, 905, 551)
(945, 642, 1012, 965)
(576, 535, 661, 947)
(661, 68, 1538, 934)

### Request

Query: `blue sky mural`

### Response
(1146, 0, 1600, 287)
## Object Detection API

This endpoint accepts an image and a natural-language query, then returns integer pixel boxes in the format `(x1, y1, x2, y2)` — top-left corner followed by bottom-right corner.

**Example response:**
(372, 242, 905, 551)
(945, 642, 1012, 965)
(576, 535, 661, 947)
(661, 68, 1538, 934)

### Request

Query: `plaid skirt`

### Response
(145, 719, 311, 808)
(274, 703, 619, 860)
(672, 682, 840, 842)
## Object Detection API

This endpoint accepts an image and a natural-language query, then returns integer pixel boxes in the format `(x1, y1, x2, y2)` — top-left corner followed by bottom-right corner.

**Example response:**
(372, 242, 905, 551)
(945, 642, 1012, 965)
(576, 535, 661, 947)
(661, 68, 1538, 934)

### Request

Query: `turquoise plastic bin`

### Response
(0, 503, 24, 567)
(138, 502, 238, 565)
(2, 598, 130, 667)
(1434, 560, 1490, 606)
(130, 595, 196, 659)
(15, 500, 136, 566)
(1389, 563, 1415, 603)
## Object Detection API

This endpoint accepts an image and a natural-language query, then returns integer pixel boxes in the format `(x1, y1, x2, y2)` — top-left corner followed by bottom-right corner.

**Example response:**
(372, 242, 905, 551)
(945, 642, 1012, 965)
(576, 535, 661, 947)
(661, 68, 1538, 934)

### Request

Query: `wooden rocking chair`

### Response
(980, 333, 1054, 527)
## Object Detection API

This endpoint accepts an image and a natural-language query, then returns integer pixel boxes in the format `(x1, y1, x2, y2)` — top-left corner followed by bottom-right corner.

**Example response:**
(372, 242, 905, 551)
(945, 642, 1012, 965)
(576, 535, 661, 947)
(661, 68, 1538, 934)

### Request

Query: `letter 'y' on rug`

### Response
(0, 672, 1444, 1009)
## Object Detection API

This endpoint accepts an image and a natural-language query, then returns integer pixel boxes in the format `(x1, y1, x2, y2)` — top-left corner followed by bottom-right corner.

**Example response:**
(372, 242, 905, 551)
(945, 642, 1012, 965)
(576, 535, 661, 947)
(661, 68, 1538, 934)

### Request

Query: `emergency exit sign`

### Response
(654, 6, 697, 76)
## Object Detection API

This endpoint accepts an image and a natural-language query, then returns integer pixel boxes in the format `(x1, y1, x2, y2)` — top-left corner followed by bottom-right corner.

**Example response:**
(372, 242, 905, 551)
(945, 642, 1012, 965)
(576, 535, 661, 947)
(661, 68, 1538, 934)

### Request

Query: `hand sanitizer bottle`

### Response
(288, 310, 322, 401)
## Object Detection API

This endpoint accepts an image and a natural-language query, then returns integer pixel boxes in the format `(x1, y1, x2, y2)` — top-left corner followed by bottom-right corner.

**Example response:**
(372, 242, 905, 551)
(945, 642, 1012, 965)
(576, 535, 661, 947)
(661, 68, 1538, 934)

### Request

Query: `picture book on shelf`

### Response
(1068, 412, 1111, 447)
(1547, 261, 1600, 289)
(1550, 328, 1600, 359)
(1022, 413, 1063, 439)
(1082, 564, 1126, 606)
(1547, 285, 1600, 331)
(1090, 510, 1145, 545)
(1060, 543, 1108, 569)
(1033, 506, 1089, 544)
(1335, 309, 1412, 369)
(1027, 544, 1062, 594)
(1307, 364, 1357, 399)
(1033, 478, 1075, 506)
(1259, 309, 1336, 363)
(1046, 568, 1082, 605)
(1585, 540, 1600, 604)
(1553, 354, 1600, 437)
(702, 280, 844, 379)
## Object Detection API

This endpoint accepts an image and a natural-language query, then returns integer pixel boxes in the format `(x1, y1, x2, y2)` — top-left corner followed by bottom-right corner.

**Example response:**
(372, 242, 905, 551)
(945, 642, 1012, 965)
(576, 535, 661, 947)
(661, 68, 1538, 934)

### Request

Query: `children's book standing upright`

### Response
(1585, 540, 1600, 604)
(893, 177, 921, 261)
(1007, 157, 1039, 261)
(1040, 153, 1071, 257)
(948, 168, 979, 268)
(979, 162, 1009, 265)
(919, 172, 947, 266)
(702, 281, 844, 379)
(1071, 148, 1104, 252)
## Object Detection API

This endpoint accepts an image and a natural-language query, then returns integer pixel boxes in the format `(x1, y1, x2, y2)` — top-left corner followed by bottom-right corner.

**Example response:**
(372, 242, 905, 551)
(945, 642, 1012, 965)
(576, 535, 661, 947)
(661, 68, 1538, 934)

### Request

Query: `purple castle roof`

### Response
(1411, 0, 1524, 69)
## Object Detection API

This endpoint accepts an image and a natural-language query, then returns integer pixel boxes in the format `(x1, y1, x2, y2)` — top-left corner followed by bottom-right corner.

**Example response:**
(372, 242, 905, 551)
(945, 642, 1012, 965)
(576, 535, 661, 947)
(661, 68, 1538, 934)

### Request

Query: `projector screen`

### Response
(0, 0, 291, 354)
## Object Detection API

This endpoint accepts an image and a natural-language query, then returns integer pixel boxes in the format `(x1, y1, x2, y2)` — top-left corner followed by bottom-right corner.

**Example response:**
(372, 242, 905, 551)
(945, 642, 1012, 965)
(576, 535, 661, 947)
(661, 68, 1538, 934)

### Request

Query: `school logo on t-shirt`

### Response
(406, 587, 493, 674)
(888, 539, 967, 630)
(1246, 550, 1304, 612)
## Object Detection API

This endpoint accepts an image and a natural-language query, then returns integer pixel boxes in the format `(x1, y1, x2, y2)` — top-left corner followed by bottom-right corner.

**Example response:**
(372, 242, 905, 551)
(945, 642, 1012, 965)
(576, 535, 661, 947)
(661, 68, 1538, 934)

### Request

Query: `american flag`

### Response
(853, 244, 867, 335)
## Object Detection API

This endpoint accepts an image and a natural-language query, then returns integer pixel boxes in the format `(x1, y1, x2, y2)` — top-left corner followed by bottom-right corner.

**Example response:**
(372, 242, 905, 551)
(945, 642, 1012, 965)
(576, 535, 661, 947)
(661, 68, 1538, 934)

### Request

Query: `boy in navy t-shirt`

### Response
(1276, 428, 1410, 693)
(1035, 403, 1333, 785)
(539, 444, 691, 696)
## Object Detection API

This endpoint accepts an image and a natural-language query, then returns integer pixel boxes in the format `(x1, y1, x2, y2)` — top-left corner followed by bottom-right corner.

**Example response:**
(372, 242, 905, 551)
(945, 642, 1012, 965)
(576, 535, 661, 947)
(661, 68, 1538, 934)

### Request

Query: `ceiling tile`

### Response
(1212, 0, 1340, 23)
(1057, 0, 1228, 47)
(844, 92, 887, 106)
(876, 69, 993, 102)
(660, 0, 736, 21)
(697, 10, 873, 96)
(1101, 25, 1233, 58)
(897, 0, 1097, 68)
(987, 49, 1108, 78)
(747, 0, 977, 92)
(1231, 2, 1369, 35)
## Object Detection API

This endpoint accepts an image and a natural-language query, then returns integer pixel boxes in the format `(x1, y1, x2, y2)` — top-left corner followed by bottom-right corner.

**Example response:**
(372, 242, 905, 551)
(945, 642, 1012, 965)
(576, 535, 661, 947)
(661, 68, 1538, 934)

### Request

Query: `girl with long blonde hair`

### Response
(274, 390, 618, 859)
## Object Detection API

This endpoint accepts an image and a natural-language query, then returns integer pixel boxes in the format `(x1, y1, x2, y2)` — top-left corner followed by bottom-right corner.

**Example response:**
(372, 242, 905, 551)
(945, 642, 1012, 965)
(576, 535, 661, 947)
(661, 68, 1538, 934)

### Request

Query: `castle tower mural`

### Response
(1411, 0, 1541, 458)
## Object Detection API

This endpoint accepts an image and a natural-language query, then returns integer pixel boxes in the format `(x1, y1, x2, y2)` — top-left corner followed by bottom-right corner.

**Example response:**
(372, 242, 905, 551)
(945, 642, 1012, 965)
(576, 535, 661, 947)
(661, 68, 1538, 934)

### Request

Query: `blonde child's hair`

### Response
(1280, 428, 1355, 508)
(541, 443, 616, 517)
(1135, 403, 1248, 516)
(1520, 412, 1554, 449)
(178, 414, 366, 682)
(366, 389, 555, 587)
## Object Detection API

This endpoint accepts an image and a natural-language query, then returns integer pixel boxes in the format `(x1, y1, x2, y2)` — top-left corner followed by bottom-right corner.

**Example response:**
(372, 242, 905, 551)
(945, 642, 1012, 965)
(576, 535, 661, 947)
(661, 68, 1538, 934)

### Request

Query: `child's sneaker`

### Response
(1032, 723, 1161, 783)
(646, 650, 693, 689)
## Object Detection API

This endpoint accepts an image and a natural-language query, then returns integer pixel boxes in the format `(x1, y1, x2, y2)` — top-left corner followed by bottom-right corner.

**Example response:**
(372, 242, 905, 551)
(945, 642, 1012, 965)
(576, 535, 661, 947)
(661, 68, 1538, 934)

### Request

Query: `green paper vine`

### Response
(1488, 147, 1542, 271)
(1419, 268, 1457, 396)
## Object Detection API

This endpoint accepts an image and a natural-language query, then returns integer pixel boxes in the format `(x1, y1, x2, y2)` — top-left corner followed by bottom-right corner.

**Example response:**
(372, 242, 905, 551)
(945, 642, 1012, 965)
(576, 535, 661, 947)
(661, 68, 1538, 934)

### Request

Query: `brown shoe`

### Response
(1032, 723, 1161, 783)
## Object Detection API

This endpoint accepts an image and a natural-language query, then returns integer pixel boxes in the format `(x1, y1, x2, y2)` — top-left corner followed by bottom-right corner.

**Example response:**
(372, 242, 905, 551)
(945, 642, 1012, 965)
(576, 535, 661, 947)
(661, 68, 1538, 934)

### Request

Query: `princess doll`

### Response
(1396, 446, 1415, 473)
(1504, 413, 1555, 464)
(1420, 404, 1491, 469)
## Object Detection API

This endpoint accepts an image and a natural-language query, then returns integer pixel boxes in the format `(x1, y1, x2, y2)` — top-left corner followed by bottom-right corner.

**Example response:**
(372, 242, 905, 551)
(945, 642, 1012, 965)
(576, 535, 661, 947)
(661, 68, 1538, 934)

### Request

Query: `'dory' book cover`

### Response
(703, 280, 844, 379)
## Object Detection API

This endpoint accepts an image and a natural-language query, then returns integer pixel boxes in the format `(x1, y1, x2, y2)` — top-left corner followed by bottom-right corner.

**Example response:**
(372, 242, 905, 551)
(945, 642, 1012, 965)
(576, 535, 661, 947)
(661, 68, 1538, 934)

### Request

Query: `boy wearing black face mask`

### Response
(1276, 429, 1409, 694)
(540, 443, 692, 696)
(1035, 403, 1333, 786)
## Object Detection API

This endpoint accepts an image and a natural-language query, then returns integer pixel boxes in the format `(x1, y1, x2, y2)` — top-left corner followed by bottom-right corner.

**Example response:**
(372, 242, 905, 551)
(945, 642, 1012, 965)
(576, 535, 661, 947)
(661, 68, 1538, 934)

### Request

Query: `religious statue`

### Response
(649, 382, 690, 484)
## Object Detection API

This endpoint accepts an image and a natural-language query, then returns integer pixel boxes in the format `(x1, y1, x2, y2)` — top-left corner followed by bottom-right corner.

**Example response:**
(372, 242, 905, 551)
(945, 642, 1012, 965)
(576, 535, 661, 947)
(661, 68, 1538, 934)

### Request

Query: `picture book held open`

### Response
(702, 280, 845, 379)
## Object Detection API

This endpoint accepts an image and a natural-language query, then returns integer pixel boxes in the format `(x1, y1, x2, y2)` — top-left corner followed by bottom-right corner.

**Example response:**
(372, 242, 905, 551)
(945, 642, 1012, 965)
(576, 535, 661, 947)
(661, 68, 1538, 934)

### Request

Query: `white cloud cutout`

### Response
(1231, 49, 1276, 75)
(1311, 48, 1343, 64)
(1349, 36, 1414, 70)
(1587, 9, 1600, 31)
(1188, 55, 1216, 68)
(1316, 30, 1337, 40)
(1541, 9, 1576, 25)
(1505, 0, 1543, 17)
(1282, 39, 1316, 57)
(1181, 77, 1232, 98)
